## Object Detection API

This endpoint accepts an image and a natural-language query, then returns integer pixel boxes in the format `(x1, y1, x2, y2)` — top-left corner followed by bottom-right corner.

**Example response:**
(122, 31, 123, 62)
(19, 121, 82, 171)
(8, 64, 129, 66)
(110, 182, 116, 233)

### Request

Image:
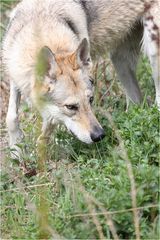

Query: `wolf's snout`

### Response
(90, 126, 105, 142)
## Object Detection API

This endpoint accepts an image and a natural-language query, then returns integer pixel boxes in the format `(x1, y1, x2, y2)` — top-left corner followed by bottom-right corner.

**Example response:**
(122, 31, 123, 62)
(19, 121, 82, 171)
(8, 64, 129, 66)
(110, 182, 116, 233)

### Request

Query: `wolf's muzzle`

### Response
(90, 126, 105, 142)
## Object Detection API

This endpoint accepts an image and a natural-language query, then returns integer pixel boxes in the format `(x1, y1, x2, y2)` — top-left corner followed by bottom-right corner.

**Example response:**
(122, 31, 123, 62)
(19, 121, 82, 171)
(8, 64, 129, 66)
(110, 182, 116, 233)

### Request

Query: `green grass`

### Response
(1, 57, 159, 239)
(1, 1, 159, 239)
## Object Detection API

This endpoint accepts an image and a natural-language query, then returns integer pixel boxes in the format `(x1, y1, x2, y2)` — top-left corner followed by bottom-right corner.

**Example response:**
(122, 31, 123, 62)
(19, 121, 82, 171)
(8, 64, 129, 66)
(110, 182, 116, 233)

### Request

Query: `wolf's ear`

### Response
(35, 46, 57, 78)
(76, 38, 91, 66)
(34, 46, 58, 96)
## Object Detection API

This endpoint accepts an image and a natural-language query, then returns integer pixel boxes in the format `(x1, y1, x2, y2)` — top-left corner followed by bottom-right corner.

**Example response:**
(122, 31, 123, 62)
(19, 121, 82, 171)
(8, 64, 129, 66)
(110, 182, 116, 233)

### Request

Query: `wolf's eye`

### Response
(89, 96, 94, 104)
(65, 104, 79, 111)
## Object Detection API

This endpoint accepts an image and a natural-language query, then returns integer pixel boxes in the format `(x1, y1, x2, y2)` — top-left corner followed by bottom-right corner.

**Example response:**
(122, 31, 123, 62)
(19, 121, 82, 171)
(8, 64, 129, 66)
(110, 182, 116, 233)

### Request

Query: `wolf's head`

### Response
(33, 38, 105, 143)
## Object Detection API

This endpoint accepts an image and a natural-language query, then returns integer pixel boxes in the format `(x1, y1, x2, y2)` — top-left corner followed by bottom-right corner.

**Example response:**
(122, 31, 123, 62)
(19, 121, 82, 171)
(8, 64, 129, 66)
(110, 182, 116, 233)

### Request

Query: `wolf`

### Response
(2, 0, 160, 155)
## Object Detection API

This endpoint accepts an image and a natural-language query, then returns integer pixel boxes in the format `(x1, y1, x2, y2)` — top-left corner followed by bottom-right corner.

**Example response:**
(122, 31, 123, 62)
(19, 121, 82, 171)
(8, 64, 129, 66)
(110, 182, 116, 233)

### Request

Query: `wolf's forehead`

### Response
(56, 76, 88, 94)
(53, 76, 92, 103)
(56, 67, 89, 86)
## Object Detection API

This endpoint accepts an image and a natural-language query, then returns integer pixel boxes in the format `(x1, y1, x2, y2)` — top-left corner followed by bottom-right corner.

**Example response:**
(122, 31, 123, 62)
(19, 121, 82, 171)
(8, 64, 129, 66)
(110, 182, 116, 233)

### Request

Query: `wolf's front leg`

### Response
(6, 81, 24, 158)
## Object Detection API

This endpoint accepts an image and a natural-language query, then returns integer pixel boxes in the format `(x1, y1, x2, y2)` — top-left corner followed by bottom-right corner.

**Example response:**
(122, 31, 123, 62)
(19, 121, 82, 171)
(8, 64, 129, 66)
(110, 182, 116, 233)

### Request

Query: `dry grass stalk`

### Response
(79, 185, 119, 240)
(82, 189, 105, 239)
(35, 51, 52, 238)
(59, 169, 119, 239)
(72, 204, 158, 218)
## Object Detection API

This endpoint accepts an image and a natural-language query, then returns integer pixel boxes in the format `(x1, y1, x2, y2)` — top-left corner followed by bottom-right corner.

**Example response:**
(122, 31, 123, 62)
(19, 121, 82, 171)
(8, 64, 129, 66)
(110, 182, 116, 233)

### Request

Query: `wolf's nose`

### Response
(90, 127, 105, 142)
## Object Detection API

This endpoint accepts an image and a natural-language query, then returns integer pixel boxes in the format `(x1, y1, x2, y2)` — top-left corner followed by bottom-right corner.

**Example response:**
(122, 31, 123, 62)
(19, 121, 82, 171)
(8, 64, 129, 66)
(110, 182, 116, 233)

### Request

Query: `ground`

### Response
(0, 1, 159, 239)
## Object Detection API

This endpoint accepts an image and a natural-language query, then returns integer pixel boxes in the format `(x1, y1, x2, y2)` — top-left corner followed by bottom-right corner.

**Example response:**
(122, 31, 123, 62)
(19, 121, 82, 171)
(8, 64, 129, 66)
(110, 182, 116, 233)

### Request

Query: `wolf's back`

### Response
(86, 0, 156, 51)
